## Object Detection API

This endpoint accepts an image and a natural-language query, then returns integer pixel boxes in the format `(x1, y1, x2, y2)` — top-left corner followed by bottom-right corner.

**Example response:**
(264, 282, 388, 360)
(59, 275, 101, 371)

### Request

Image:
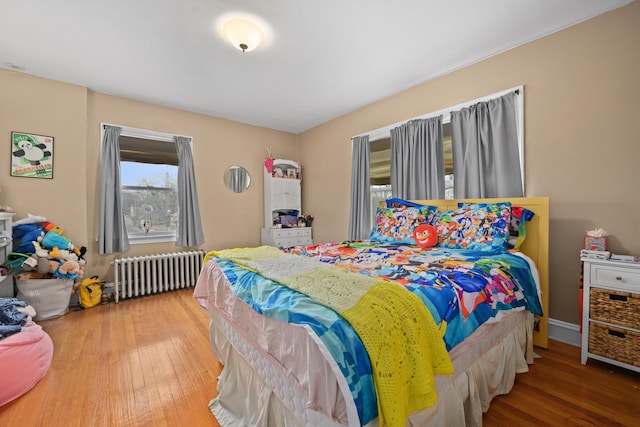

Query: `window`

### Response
(120, 134, 179, 244)
(364, 86, 524, 209)
(100, 125, 190, 245)
(369, 123, 454, 224)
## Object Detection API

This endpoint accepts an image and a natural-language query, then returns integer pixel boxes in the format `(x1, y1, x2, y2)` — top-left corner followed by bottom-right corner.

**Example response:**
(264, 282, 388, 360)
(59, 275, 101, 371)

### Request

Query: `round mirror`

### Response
(224, 165, 251, 193)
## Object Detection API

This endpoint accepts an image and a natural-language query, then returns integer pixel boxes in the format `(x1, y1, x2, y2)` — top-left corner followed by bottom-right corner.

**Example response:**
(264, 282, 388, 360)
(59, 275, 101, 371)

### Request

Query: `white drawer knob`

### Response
(616, 276, 622, 280)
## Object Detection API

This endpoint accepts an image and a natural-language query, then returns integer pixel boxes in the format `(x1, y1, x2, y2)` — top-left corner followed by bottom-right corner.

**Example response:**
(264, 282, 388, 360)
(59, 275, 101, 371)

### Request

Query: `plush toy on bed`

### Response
(413, 224, 438, 248)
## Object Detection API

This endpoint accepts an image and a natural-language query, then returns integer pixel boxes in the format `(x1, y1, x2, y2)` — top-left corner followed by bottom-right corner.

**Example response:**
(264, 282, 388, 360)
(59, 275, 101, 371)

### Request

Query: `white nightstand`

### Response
(580, 257, 640, 372)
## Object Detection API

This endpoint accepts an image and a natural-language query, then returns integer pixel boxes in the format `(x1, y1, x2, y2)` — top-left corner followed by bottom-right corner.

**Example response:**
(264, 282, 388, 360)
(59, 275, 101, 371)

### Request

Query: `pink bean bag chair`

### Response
(0, 322, 54, 406)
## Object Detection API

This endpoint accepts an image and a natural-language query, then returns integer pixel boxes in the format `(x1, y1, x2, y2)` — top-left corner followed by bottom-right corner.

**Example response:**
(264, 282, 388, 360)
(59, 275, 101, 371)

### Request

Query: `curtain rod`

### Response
(101, 122, 192, 141)
(351, 85, 522, 140)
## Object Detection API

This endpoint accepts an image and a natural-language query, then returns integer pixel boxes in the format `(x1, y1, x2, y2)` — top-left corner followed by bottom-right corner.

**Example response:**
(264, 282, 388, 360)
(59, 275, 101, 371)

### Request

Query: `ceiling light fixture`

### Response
(222, 18, 264, 53)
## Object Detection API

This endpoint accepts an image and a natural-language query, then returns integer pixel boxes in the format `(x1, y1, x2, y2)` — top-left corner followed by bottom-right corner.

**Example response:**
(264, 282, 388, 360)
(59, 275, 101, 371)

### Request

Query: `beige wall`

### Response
(298, 1, 640, 325)
(1, 69, 298, 281)
(1, 2, 638, 325)
(0, 72, 88, 248)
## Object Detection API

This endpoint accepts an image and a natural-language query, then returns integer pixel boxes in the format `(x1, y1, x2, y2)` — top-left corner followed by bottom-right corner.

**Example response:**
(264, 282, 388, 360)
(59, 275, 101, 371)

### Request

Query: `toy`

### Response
(39, 224, 84, 258)
(47, 259, 80, 280)
(413, 224, 438, 248)
(11, 223, 45, 254)
(21, 253, 50, 274)
(41, 229, 75, 253)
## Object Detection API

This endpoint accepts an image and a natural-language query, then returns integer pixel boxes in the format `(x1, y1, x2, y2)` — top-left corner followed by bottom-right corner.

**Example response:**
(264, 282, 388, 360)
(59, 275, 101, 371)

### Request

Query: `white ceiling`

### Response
(0, 0, 631, 134)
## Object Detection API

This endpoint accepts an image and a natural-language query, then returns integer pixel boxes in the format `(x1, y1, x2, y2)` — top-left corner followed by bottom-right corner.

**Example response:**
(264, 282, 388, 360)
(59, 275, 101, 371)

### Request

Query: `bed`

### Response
(194, 197, 549, 427)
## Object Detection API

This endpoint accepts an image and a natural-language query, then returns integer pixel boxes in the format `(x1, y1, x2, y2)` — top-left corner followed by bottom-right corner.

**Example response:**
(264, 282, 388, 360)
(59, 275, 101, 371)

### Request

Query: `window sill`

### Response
(128, 233, 175, 245)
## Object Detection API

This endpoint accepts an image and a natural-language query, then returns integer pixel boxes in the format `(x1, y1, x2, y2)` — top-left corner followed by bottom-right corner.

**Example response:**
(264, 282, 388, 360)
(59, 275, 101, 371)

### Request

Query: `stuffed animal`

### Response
(47, 259, 80, 280)
(413, 224, 438, 248)
(41, 229, 75, 253)
(40, 224, 83, 258)
(42, 221, 64, 234)
(76, 259, 87, 280)
(20, 253, 50, 274)
(21, 255, 39, 272)
(11, 223, 45, 254)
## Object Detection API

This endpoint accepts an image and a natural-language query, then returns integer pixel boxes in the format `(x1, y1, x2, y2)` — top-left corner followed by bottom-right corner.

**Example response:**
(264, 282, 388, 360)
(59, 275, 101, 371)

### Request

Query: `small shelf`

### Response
(271, 160, 301, 180)
(263, 159, 303, 231)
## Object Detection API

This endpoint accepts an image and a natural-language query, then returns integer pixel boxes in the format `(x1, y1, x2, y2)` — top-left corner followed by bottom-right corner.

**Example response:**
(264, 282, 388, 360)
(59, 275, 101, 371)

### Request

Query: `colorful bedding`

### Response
(208, 256, 378, 424)
(207, 242, 542, 426)
(210, 247, 453, 427)
(287, 241, 543, 350)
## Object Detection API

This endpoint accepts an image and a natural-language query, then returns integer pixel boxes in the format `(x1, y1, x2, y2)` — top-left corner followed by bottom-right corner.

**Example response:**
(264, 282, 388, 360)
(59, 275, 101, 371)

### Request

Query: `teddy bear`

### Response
(48, 259, 80, 280)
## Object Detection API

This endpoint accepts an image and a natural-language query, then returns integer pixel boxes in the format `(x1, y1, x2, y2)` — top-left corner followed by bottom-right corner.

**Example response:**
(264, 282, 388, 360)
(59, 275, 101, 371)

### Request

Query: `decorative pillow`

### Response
(457, 202, 534, 251)
(434, 202, 512, 251)
(369, 205, 438, 245)
(413, 224, 438, 248)
(508, 206, 535, 250)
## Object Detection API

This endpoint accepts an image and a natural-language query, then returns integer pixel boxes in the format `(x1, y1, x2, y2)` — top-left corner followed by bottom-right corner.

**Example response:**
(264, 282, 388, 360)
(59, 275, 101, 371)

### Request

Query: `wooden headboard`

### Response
(412, 197, 549, 348)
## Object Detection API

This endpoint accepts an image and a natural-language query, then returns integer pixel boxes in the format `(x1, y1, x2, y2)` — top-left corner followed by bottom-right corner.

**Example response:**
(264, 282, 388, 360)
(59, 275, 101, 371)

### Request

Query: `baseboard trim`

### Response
(548, 318, 581, 347)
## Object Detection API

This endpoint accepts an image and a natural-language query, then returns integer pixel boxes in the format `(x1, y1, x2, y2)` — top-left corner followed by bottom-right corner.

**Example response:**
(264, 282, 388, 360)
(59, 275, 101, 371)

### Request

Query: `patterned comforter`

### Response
(209, 241, 542, 426)
(287, 241, 543, 350)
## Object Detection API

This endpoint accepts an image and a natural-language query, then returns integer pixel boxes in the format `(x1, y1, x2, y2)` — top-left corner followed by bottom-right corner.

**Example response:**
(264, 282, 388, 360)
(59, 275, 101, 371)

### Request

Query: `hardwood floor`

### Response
(0, 289, 223, 427)
(1, 288, 639, 426)
(483, 339, 640, 427)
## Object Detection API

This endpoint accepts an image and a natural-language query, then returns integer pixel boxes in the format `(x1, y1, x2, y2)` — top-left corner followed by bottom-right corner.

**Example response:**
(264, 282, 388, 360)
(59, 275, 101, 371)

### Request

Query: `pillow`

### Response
(434, 202, 511, 251)
(413, 224, 438, 248)
(508, 206, 535, 250)
(457, 202, 534, 250)
(369, 205, 438, 245)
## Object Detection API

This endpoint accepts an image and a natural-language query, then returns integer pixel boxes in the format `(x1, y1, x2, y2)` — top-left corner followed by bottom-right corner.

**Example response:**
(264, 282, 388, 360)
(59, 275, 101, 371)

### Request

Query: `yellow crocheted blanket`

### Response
(211, 246, 454, 427)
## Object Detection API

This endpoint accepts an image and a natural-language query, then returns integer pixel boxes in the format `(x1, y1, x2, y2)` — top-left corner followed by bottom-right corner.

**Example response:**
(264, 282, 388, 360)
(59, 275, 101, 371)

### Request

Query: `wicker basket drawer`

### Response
(589, 322, 640, 367)
(589, 288, 640, 329)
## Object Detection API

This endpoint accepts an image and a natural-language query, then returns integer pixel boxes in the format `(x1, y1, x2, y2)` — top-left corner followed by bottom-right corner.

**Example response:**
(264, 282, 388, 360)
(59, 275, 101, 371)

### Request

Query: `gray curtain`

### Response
(348, 135, 371, 241)
(390, 116, 445, 199)
(174, 136, 204, 246)
(98, 125, 129, 254)
(450, 91, 523, 198)
(229, 167, 248, 192)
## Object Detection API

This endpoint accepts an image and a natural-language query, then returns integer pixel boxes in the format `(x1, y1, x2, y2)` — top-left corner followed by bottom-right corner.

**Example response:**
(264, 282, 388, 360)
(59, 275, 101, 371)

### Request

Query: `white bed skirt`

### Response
(196, 262, 534, 427)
